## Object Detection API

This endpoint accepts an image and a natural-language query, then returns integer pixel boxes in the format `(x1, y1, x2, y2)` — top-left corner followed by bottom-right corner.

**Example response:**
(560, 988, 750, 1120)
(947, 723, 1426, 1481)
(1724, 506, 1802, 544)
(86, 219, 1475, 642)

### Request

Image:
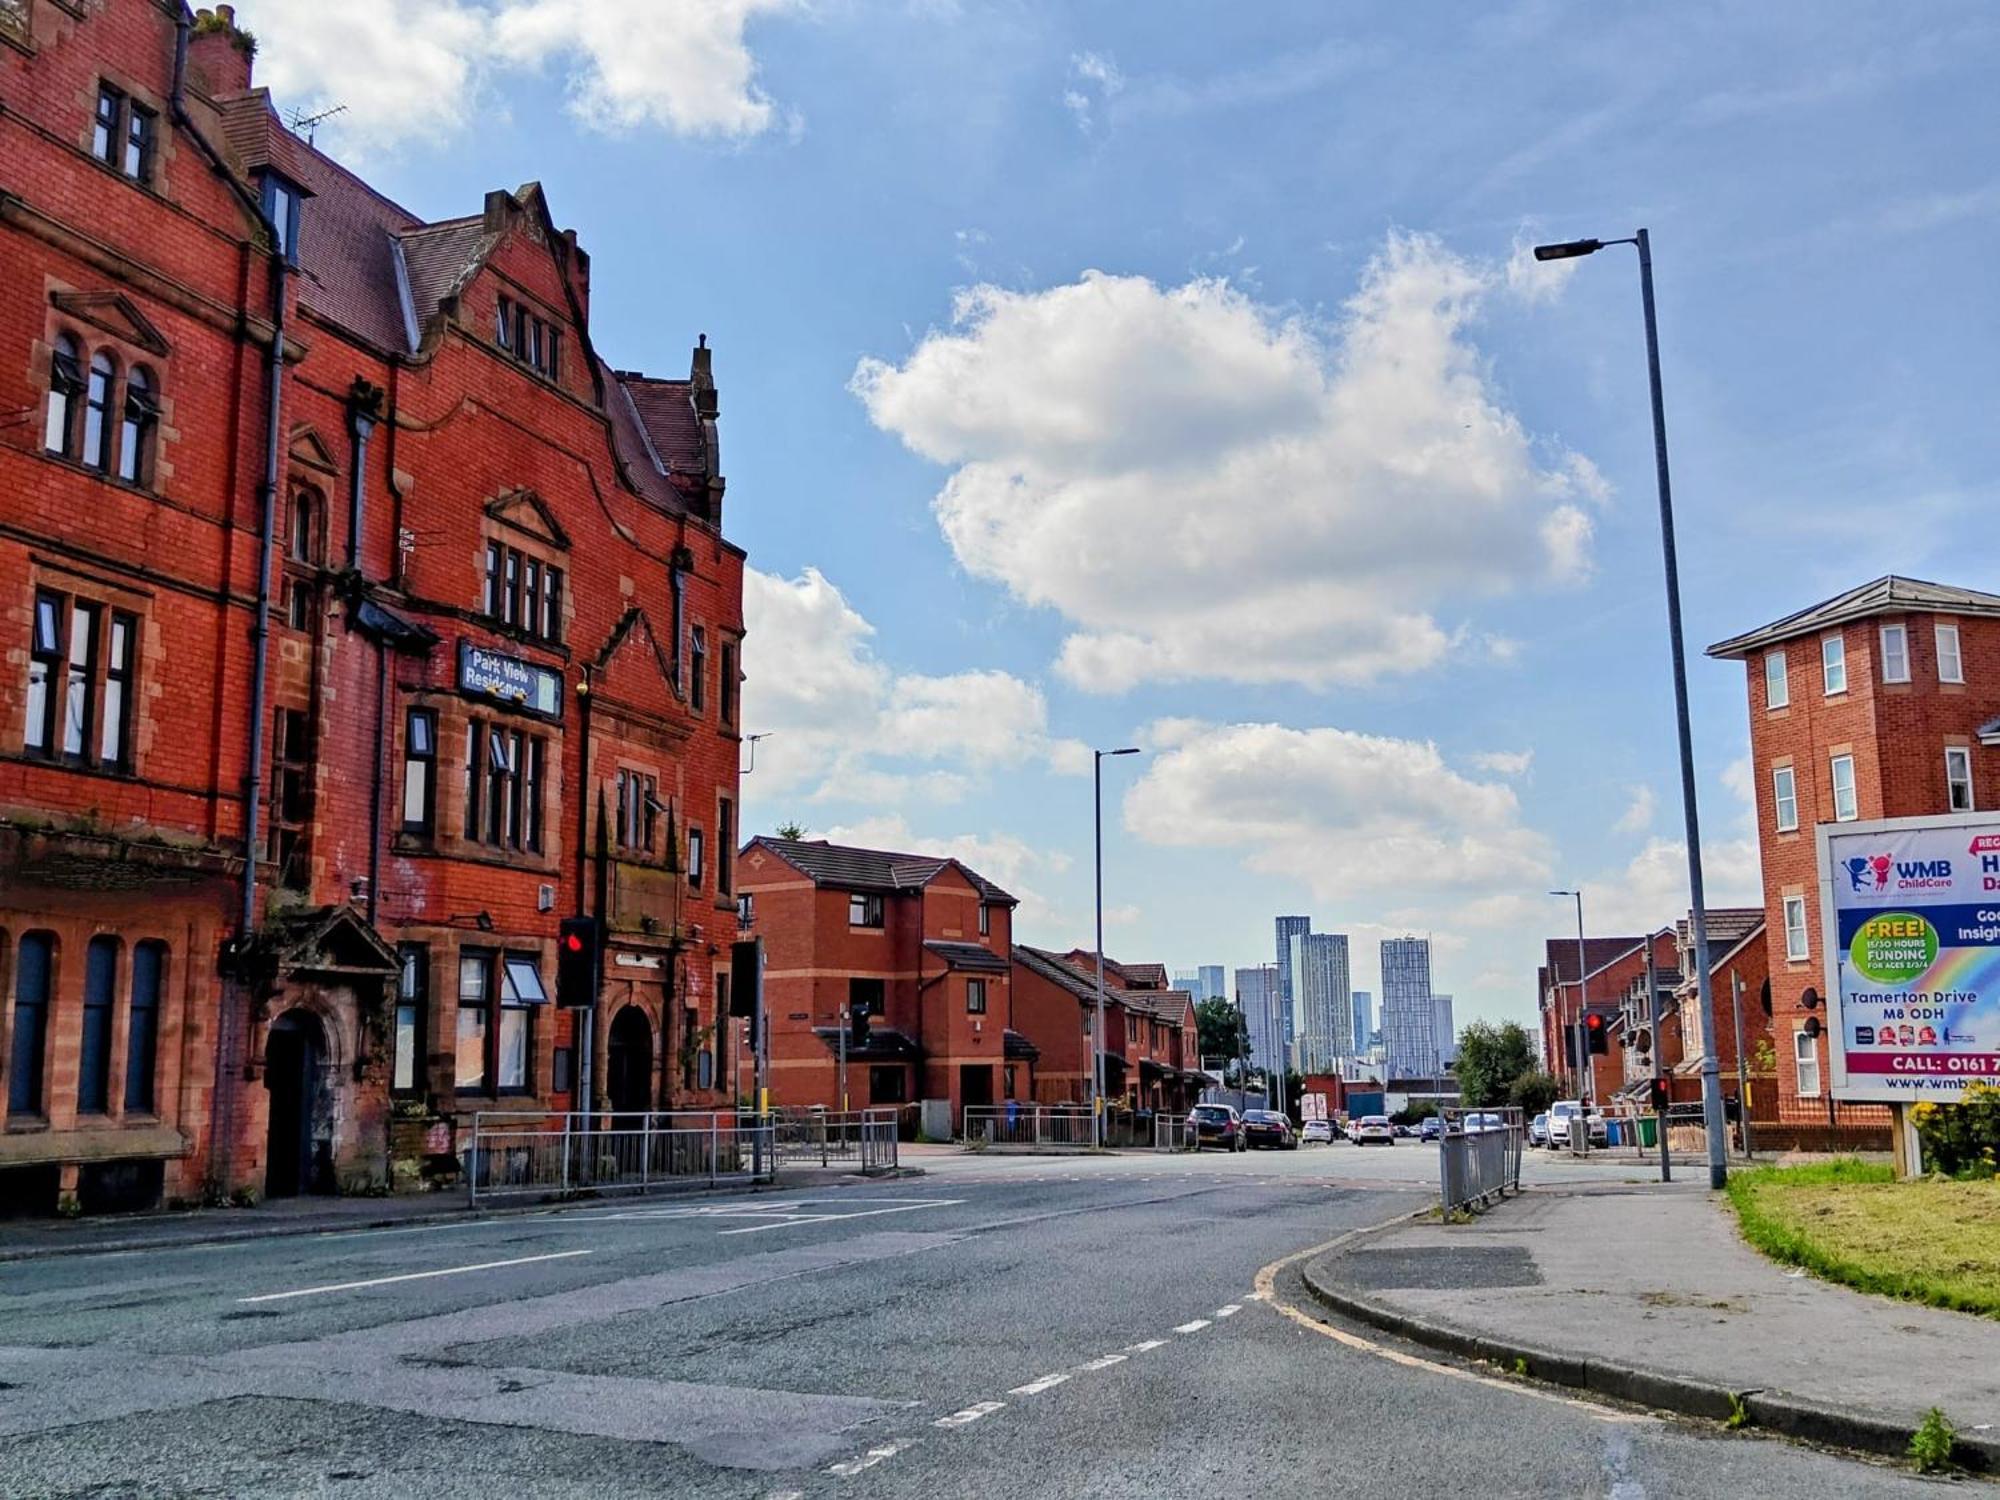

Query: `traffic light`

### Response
(849, 999, 872, 1048)
(1584, 1012, 1608, 1055)
(1647, 1076, 1670, 1112)
(556, 916, 602, 1007)
(728, 938, 762, 1018)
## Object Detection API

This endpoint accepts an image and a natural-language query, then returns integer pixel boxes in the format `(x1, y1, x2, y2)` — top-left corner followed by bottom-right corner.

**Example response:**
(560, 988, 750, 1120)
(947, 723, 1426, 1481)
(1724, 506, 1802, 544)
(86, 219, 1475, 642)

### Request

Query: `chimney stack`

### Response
(691, 335, 717, 419)
(189, 6, 256, 96)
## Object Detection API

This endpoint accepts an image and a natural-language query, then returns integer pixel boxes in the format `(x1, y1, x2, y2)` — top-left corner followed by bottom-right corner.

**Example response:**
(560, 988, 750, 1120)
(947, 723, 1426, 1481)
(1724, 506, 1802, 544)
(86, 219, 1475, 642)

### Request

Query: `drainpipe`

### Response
(366, 642, 386, 926)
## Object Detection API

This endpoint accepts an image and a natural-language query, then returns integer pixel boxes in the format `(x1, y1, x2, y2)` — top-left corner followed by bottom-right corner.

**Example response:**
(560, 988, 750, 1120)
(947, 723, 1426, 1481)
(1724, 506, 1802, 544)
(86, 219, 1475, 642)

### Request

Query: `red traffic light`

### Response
(562, 932, 584, 953)
(1585, 1013, 1605, 1031)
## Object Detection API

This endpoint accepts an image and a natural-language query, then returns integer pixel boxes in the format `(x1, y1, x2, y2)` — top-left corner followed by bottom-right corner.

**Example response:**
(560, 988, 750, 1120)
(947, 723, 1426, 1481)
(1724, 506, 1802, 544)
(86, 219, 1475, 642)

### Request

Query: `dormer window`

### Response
(260, 172, 303, 265)
(496, 295, 561, 380)
(481, 539, 563, 644)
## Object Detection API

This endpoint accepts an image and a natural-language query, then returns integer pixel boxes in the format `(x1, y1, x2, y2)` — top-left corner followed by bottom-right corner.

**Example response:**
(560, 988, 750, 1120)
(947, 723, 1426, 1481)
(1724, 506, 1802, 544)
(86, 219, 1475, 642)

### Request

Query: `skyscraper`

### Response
(1433, 993, 1457, 1067)
(1198, 965, 1225, 1004)
(1352, 989, 1373, 1058)
(1273, 916, 1310, 1071)
(1380, 936, 1438, 1080)
(1235, 965, 1282, 1075)
(1289, 932, 1353, 1072)
(1173, 969, 1203, 1000)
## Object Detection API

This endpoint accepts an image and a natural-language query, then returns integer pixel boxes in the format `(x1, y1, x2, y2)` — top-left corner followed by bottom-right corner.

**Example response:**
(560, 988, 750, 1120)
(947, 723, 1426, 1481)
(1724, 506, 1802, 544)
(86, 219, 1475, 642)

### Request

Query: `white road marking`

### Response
(1214, 1304, 1242, 1318)
(717, 1201, 961, 1236)
(828, 1438, 919, 1476)
(1123, 1339, 1167, 1353)
(1173, 1319, 1211, 1333)
(1009, 1372, 1072, 1396)
(237, 1250, 592, 1303)
(1077, 1353, 1127, 1371)
(934, 1401, 1005, 1428)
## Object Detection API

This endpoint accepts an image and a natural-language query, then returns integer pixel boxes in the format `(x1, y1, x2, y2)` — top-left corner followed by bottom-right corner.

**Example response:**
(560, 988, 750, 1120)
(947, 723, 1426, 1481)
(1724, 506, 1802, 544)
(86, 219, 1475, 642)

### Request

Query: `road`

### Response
(0, 1142, 1939, 1498)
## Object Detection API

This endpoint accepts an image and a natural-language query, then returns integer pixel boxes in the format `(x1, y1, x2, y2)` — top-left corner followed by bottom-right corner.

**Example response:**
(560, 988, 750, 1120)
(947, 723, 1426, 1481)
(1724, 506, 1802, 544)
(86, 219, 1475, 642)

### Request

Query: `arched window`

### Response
(77, 935, 119, 1114)
(44, 334, 83, 457)
(290, 489, 319, 563)
(126, 940, 166, 1114)
(82, 350, 117, 471)
(8, 932, 55, 1118)
(118, 365, 158, 485)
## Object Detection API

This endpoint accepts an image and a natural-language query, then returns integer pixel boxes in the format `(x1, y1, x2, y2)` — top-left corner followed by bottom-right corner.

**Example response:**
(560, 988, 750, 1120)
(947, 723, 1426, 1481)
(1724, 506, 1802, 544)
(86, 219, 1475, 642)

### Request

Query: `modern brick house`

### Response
(1708, 575, 2000, 1141)
(1, 4, 744, 1212)
(735, 837, 1030, 1126)
(1010, 946, 1204, 1113)
(1537, 932, 1677, 1101)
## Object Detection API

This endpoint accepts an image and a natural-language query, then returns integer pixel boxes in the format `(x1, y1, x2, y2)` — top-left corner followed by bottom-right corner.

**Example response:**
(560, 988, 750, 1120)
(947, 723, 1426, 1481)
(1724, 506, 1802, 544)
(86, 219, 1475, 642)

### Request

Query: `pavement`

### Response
(1302, 1168, 2000, 1473)
(0, 1138, 1963, 1497)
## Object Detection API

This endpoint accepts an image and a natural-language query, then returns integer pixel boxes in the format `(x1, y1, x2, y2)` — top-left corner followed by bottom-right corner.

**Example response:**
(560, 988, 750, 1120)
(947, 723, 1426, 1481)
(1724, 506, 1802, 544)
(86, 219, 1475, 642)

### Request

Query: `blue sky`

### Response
(248, 0, 2000, 1026)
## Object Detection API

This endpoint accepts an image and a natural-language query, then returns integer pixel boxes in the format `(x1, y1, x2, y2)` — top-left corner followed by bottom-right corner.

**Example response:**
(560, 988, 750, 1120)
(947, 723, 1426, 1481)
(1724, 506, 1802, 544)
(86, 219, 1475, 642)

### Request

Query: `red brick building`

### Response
(1010, 946, 1204, 1112)
(735, 837, 1030, 1126)
(1537, 931, 1677, 1101)
(1708, 575, 2000, 1139)
(1, 4, 744, 1212)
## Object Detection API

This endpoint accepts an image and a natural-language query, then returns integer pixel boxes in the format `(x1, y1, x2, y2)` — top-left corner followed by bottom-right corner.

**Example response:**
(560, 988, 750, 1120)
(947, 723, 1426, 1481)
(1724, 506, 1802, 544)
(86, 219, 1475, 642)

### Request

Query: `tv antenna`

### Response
(286, 103, 347, 145)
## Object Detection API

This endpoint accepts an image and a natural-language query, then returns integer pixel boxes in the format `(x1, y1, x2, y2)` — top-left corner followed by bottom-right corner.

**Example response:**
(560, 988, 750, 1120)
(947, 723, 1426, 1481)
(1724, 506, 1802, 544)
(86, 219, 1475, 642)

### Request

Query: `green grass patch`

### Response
(1725, 1158, 2000, 1317)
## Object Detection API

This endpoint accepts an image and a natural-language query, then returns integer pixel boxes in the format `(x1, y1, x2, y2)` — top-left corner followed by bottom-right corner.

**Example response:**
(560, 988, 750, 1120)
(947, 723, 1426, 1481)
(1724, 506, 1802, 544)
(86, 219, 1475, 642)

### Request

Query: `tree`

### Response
(774, 820, 808, 841)
(1195, 998, 1249, 1064)
(1507, 1069, 1559, 1117)
(1455, 1020, 1537, 1108)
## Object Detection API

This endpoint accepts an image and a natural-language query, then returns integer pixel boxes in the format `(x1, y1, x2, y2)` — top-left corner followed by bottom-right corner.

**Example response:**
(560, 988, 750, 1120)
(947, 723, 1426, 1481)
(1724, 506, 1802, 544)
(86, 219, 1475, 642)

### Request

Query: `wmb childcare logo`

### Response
(1844, 853, 1953, 896)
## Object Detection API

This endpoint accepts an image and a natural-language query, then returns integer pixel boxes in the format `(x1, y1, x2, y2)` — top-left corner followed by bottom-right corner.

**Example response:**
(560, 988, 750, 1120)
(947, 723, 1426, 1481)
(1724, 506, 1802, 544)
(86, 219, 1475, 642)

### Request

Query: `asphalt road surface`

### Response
(0, 1143, 1941, 1498)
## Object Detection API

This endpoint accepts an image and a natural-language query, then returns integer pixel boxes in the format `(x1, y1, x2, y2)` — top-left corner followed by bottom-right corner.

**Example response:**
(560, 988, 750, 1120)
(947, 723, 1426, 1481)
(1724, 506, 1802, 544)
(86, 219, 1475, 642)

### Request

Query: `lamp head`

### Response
(1533, 238, 1602, 261)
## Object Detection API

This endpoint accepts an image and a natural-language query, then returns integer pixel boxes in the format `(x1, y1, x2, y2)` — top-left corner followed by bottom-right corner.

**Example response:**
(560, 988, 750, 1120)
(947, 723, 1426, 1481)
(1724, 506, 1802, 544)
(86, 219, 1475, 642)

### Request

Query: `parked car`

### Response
(1352, 1114, 1395, 1145)
(1528, 1112, 1550, 1147)
(1242, 1109, 1298, 1150)
(1547, 1100, 1609, 1148)
(1188, 1103, 1246, 1151)
(1418, 1115, 1444, 1143)
(1464, 1111, 1508, 1134)
(1301, 1119, 1335, 1145)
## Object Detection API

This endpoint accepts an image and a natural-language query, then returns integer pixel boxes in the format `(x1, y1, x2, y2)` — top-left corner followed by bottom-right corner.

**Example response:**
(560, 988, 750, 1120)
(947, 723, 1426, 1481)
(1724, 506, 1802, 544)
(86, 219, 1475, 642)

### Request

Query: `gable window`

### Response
(8, 932, 54, 1117)
(966, 978, 988, 1014)
(690, 626, 707, 714)
(260, 173, 303, 265)
(719, 641, 738, 728)
(1772, 765, 1798, 833)
(1829, 752, 1858, 822)
(688, 826, 705, 890)
(615, 770, 657, 853)
(1783, 895, 1809, 962)
(92, 85, 155, 184)
(1947, 746, 1975, 812)
(1793, 1027, 1821, 1097)
(393, 944, 427, 1094)
(848, 892, 884, 928)
(1879, 623, 1909, 683)
(716, 797, 733, 896)
(1937, 622, 1965, 684)
(978, 903, 991, 937)
(1821, 634, 1846, 695)
(497, 296, 561, 380)
(124, 102, 156, 182)
(93, 84, 120, 163)
(402, 708, 437, 836)
(480, 540, 563, 644)
(44, 334, 83, 457)
(1763, 649, 1788, 710)
(125, 940, 164, 1114)
(117, 365, 158, 486)
(82, 350, 116, 470)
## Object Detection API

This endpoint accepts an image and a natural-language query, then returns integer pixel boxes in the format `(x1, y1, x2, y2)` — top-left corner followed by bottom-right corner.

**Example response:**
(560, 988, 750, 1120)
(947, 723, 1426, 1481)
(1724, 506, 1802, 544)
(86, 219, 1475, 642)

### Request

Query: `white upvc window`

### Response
(1821, 634, 1847, 695)
(1830, 753, 1858, 822)
(1936, 622, 1965, 684)
(1879, 623, 1909, 683)
(1783, 895, 1809, 961)
(1764, 650, 1789, 710)
(1772, 765, 1798, 832)
(1793, 1027, 1821, 1097)
(1947, 746, 1975, 812)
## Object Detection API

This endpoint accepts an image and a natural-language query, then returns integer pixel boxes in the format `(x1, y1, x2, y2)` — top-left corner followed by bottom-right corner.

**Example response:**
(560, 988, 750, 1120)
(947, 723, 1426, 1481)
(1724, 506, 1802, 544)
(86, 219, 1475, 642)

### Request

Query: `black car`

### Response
(1188, 1104, 1246, 1151)
(1241, 1109, 1297, 1150)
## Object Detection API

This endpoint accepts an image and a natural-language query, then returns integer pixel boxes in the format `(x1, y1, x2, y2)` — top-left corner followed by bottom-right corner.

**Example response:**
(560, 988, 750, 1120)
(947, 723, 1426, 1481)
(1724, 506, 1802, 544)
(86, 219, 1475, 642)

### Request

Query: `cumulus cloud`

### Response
(241, 0, 796, 152)
(1468, 749, 1535, 776)
(821, 815, 1076, 936)
(1613, 784, 1656, 835)
(740, 566, 1086, 807)
(853, 232, 1601, 693)
(1064, 49, 1124, 132)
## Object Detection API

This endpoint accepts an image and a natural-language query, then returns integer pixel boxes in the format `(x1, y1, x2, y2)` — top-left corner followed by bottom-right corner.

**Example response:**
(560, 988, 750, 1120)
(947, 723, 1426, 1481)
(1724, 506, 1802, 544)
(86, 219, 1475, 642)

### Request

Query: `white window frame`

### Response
(1946, 746, 1975, 812)
(1793, 1027, 1821, 1097)
(1821, 633, 1846, 695)
(1764, 650, 1789, 710)
(1878, 623, 1909, 683)
(1936, 621, 1964, 684)
(1783, 895, 1809, 961)
(1772, 765, 1798, 833)
(1830, 753, 1857, 822)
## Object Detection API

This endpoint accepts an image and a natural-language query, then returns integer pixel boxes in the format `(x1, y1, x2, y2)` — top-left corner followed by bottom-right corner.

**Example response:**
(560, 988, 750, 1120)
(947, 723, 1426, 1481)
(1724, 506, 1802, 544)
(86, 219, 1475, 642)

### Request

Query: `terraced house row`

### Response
(0, 2, 746, 1212)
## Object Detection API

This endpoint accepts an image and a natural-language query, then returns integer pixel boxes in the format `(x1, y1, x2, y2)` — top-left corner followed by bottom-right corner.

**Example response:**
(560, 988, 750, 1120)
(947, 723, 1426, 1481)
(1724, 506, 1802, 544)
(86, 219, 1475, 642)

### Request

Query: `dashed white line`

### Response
(237, 1250, 592, 1303)
(1009, 1372, 1072, 1396)
(1078, 1353, 1128, 1372)
(1173, 1318, 1212, 1334)
(1123, 1339, 1168, 1353)
(827, 1438, 919, 1477)
(934, 1401, 1005, 1428)
(1214, 1303, 1242, 1318)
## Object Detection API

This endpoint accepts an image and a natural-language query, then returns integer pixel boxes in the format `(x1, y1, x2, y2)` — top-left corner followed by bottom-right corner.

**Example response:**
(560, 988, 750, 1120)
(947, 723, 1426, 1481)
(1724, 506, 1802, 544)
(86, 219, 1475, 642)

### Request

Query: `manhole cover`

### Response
(1340, 1245, 1541, 1291)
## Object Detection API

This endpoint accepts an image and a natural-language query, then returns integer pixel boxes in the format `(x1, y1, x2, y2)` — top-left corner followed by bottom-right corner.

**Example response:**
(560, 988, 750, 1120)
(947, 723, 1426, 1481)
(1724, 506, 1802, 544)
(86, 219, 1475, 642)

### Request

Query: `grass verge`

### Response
(1724, 1158, 2000, 1317)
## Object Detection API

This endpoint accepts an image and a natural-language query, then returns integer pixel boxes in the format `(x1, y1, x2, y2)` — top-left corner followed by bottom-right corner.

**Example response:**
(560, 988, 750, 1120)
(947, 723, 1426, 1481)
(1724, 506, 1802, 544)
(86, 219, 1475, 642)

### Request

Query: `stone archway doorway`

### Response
(606, 1006, 654, 1119)
(265, 1008, 332, 1197)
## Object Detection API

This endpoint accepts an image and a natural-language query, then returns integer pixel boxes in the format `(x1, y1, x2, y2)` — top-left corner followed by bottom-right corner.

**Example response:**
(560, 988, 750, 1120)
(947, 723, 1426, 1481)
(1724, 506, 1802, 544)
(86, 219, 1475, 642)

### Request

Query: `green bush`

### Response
(1912, 1081, 2000, 1179)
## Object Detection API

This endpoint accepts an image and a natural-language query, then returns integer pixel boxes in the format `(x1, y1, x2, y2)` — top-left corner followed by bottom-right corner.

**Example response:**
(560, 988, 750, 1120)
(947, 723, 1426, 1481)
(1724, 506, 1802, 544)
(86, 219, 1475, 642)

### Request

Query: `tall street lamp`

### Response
(1550, 889, 1589, 1114)
(1535, 228, 1728, 1188)
(1093, 746, 1142, 1148)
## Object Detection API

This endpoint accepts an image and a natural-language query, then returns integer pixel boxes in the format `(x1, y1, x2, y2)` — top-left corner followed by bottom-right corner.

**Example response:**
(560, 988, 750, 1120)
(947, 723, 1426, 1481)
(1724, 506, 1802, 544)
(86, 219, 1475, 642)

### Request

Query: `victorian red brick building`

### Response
(1709, 575, 2000, 1140)
(1, 4, 744, 1212)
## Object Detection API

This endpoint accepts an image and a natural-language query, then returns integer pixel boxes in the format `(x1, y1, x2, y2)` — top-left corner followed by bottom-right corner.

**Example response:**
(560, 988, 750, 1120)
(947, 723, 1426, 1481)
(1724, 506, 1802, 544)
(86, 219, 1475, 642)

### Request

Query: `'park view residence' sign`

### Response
(457, 639, 562, 719)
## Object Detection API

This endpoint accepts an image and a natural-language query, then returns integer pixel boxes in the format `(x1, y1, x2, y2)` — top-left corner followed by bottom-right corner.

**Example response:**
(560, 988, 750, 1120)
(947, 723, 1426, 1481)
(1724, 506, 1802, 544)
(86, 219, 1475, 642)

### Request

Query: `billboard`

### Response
(1818, 812, 2000, 1102)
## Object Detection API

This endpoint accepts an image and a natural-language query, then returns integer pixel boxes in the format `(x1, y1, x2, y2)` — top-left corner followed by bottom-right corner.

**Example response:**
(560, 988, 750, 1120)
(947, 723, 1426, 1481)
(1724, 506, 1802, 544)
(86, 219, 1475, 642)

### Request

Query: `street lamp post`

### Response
(1535, 228, 1728, 1188)
(1550, 889, 1588, 1108)
(1093, 746, 1141, 1149)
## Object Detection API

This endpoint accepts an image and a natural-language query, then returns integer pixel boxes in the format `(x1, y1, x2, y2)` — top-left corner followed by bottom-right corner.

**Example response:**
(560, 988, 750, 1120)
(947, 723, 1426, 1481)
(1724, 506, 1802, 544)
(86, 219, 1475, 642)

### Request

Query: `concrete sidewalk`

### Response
(1302, 1180, 2000, 1471)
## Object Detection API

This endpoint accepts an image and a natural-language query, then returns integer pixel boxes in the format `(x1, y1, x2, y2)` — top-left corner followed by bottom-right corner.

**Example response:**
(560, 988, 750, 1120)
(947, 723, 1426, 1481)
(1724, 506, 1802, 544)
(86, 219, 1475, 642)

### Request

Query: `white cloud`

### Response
(241, 0, 796, 152)
(1613, 784, 1655, 835)
(853, 232, 1600, 693)
(820, 814, 1075, 936)
(1468, 749, 1534, 776)
(1504, 230, 1579, 305)
(1064, 49, 1124, 132)
(740, 566, 1086, 808)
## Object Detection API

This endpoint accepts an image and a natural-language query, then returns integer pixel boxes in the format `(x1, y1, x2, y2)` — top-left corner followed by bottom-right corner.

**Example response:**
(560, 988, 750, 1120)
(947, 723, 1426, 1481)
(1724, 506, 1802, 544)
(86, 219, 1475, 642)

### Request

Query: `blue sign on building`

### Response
(457, 639, 562, 719)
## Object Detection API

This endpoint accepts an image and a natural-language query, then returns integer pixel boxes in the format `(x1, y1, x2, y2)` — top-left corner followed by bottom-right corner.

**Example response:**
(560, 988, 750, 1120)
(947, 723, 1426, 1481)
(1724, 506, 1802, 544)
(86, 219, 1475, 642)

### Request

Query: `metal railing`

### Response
(962, 1105, 1196, 1152)
(772, 1107, 901, 1173)
(464, 1110, 776, 1204)
(1438, 1106, 1524, 1213)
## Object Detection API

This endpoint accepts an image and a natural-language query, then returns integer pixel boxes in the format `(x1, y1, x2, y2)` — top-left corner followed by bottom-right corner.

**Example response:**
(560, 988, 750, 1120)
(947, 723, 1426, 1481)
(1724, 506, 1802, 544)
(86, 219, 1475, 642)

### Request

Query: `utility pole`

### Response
(1731, 969, 1753, 1158)
(1647, 940, 1668, 1183)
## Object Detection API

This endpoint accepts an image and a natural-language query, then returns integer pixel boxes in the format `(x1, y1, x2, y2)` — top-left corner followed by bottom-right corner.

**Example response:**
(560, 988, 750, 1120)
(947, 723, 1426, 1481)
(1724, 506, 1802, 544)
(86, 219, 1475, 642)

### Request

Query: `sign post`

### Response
(1818, 811, 2000, 1176)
